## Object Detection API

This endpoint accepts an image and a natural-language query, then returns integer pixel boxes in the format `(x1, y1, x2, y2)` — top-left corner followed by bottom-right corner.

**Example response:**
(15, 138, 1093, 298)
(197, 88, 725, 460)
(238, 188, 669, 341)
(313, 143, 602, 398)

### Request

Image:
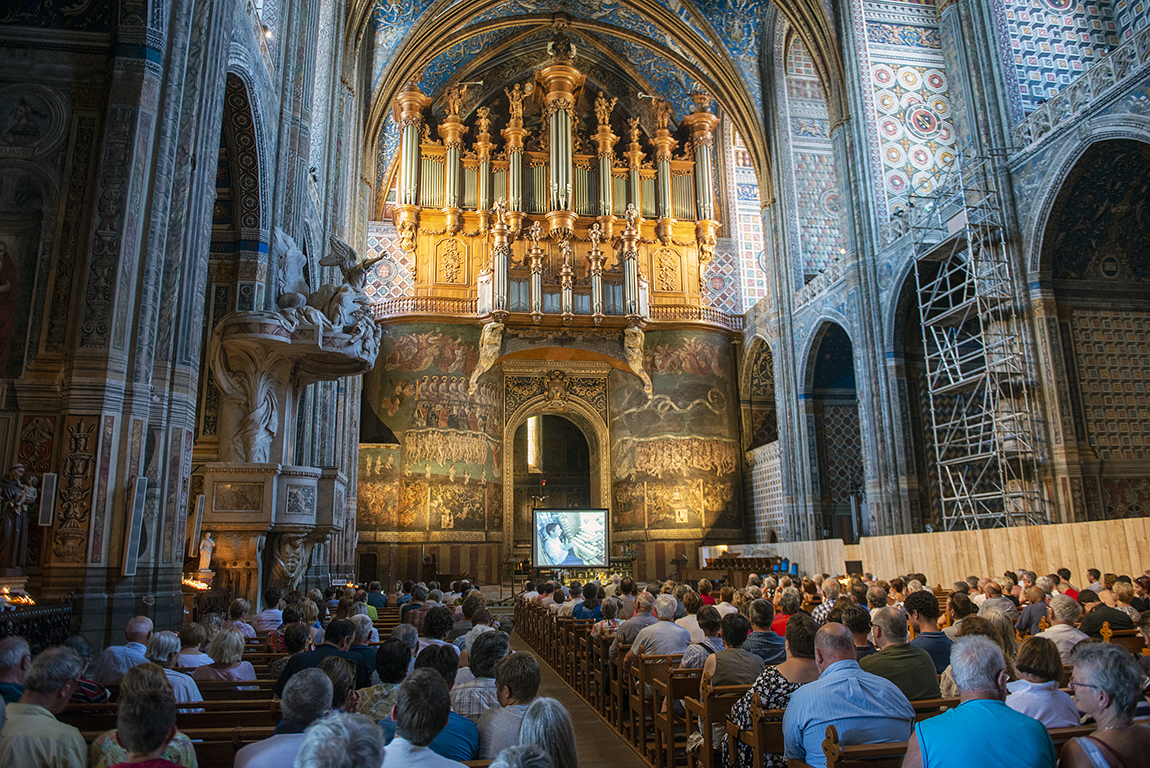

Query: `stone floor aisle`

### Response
(509, 633, 651, 768)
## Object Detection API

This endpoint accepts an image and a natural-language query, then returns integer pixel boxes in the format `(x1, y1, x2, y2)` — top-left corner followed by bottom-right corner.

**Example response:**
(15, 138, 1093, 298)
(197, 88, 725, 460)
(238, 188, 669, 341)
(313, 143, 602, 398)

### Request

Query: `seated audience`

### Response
(1078, 588, 1136, 638)
(675, 590, 705, 642)
(491, 745, 551, 768)
(62, 635, 109, 703)
(234, 668, 333, 768)
(1034, 594, 1089, 663)
(1132, 575, 1150, 613)
(271, 623, 312, 680)
(905, 591, 953, 674)
(356, 590, 379, 621)
(702, 613, 764, 688)
(939, 614, 1016, 698)
(89, 663, 197, 768)
(866, 586, 888, 617)
(105, 689, 182, 768)
(382, 667, 467, 768)
(860, 607, 941, 701)
(698, 579, 716, 605)
(191, 627, 256, 686)
(742, 598, 786, 665)
(610, 592, 657, 657)
(0, 647, 86, 768)
(980, 609, 1020, 676)
(294, 712, 385, 768)
(782, 623, 914, 768)
(413, 644, 480, 761)
(625, 595, 691, 667)
(518, 697, 576, 768)
(462, 609, 497, 651)
(359, 638, 412, 720)
(402, 584, 430, 620)
(680, 605, 724, 669)
(1060, 641, 1150, 768)
(320, 656, 360, 713)
(715, 586, 738, 617)
(902, 635, 1055, 768)
(273, 618, 371, 696)
(726, 611, 820, 768)
(145, 630, 203, 708)
(221, 598, 257, 639)
(264, 606, 302, 653)
(1113, 580, 1141, 621)
(452, 630, 510, 722)
(978, 582, 1019, 621)
(811, 579, 840, 625)
(367, 580, 388, 609)
(617, 577, 637, 619)
(573, 586, 603, 620)
(348, 614, 377, 671)
(0, 635, 31, 704)
(557, 583, 584, 618)
(943, 592, 975, 640)
(301, 599, 324, 645)
(1139, 613, 1150, 677)
(252, 587, 284, 632)
(1005, 636, 1078, 728)
(392, 623, 420, 674)
(91, 615, 153, 685)
(1014, 586, 1048, 637)
(176, 623, 214, 668)
(478, 652, 541, 759)
(771, 590, 800, 635)
(450, 594, 486, 643)
(829, 603, 876, 659)
(591, 597, 622, 639)
(419, 606, 461, 659)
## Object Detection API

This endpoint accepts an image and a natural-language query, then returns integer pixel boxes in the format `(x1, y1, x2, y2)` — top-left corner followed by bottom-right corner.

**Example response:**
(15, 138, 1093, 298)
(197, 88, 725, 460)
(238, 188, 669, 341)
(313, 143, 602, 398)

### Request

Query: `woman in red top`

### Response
(698, 579, 716, 605)
(771, 590, 801, 636)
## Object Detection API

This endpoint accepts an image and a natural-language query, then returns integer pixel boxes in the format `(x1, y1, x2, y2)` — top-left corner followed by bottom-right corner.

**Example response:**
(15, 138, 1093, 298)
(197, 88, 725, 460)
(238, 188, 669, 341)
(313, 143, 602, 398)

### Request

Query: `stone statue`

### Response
(476, 106, 491, 135)
(654, 98, 673, 131)
(469, 322, 504, 396)
(624, 326, 653, 398)
(274, 227, 311, 310)
(527, 220, 544, 249)
(446, 84, 468, 117)
(197, 531, 215, 572)
(0, 464, 35, 569)
(628, 117, 642, 144)
(589, 222, 602, 251)
(594, 91, 617, 127)
(625, 202, 639, 231)
(505, 83, 526, 120)
(269, 532, 309, 593)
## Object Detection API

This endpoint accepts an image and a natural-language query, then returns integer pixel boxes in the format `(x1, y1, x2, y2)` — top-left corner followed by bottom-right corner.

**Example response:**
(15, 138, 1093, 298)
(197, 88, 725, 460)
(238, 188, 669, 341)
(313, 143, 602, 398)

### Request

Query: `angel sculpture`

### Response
(505, 83, 526, 120)
(446, 84, 468, 117)
(654, 98, 673, 131)
(594, 91, 617, 127)
(624, 202, 639, 231)
(589, 221, 602, 251)
(307, 237, 386, 332)
(476, 106, 491, 135)
(527, 220, 545, 250)
(493, 197, 509, 226)
(628, 117, 642, 144)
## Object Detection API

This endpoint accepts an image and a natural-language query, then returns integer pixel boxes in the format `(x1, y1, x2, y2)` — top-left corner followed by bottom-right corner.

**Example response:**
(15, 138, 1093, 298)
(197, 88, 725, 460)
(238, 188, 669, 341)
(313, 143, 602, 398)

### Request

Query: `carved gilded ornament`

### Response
(656, 248, 680, 292)
(438, 238, 464, 283)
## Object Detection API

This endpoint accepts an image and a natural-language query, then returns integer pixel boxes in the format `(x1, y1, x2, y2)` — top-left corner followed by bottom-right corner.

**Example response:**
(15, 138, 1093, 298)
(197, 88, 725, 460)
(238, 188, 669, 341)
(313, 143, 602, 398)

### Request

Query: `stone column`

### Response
(620, 206, 641, 321)
(392, 82, 430, 256)
(490, 203, 512, 319)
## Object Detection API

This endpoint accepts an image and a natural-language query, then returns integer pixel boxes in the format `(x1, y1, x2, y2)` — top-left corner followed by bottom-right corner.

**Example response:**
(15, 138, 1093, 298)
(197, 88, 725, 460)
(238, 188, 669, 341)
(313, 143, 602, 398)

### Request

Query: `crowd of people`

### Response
(0, 579, 583, 768)
(518, 565, 1150, 768)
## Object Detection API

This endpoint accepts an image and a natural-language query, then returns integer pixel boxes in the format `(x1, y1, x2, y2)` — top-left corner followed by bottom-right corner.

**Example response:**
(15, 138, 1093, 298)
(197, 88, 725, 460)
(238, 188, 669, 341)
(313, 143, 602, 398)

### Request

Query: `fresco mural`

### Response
(609, 329, 743, 540)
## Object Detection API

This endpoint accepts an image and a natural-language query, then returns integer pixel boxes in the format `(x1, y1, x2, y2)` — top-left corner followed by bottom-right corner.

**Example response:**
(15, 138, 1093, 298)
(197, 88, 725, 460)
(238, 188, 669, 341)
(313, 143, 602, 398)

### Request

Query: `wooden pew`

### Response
(83, 725, 277, 766)
(610, 643, 632, 733)
(627, 651, 682, 757)
(1101, 620, 1146, 655)
(651, 660, 703, 768)
(724, 693, 784, 768)
(683, 678, 749, 768)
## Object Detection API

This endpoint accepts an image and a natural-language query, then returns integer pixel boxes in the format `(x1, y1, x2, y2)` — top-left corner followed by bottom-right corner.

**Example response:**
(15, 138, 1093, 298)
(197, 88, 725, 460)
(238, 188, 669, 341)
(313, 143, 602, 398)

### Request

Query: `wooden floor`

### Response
(509, 633, 649, 768)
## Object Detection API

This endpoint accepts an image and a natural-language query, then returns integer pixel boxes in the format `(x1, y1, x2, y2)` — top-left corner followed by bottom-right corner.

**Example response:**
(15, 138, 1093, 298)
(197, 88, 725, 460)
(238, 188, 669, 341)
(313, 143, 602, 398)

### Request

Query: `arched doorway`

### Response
(806, 323, 863, 542)
(1041, 139, 1150, 519)
(512, 415, 592, 544)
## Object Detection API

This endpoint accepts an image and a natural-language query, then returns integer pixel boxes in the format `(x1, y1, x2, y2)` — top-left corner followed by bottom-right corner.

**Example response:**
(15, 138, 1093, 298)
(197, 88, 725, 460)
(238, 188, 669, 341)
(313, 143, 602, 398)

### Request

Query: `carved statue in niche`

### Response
(476, 106, 491, 136)
(268, 532, 309, 593)
(468, 322, 504, 396)
(197, 531, 215, 572)
(0, 463, 36, 569)
(589, 222, 602, 252)
(654, 98, 673, 131)
(623, 326, 653, 398)
(594, 91, 617, 127)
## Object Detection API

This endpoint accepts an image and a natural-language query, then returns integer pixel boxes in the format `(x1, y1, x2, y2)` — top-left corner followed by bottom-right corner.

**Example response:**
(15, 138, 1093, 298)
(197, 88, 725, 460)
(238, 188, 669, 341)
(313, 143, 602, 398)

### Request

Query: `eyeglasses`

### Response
(1068, 680, 1101, 693)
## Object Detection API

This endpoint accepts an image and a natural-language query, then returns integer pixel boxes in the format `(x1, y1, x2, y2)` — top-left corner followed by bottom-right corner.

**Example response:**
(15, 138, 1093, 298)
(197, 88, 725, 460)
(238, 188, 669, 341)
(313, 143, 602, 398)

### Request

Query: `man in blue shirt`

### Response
(366, 581, 388, 609)
(905, 591, 953, 674)
(407, 644, 479, 761)
(782, 623, 914, 768)
(902, 635, 1055, 768)
(741, 599, 786, 665)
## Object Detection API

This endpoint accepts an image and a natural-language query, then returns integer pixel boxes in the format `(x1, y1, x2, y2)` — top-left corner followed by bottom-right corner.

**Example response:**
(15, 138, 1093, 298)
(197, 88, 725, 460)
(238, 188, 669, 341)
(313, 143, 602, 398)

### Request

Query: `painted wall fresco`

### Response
(609, 329, 743, 540)
(358, 323, 503, 550)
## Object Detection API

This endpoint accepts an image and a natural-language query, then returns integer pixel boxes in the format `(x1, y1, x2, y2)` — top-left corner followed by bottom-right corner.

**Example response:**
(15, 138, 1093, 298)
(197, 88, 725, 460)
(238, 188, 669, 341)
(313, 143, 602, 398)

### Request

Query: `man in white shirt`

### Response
(386, 667, 470, 767)
(253, 587, 284, 632)
(604, 574, 621, 597)
(520, 581, 538, 604)
(0, 647, 87, 768)
(477, 652, 540, 760)
(144, 631, 203, 711)
(557, 583, 584, 617)
(715, 586, 739, 617)
(625, 595, 691, 666)
(90, 615, 151, 685)
(235, 669, 332, 768)
(1034, 594, 1089, 663)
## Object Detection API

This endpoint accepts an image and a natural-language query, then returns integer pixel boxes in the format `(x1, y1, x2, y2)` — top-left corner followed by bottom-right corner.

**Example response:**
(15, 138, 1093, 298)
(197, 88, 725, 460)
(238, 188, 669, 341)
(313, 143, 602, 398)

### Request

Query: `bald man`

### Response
(90, 615, 152, 685)
(781, 623, 914, 768)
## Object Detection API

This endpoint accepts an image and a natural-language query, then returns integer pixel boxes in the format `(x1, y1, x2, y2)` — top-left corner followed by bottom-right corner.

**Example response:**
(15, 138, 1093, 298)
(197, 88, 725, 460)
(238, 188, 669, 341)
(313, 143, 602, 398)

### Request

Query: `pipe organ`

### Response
(387, 42, 723, 328)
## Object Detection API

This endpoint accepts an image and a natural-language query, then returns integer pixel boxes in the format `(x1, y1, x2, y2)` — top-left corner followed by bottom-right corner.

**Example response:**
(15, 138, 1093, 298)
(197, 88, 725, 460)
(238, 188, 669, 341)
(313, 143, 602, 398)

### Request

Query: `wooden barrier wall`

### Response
(768, 517, 1150, 586)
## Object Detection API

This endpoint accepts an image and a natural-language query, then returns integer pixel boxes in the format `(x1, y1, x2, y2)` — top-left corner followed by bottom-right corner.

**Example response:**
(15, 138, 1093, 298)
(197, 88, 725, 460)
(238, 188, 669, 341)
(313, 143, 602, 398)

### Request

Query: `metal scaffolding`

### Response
(910, 149, 1046, 531)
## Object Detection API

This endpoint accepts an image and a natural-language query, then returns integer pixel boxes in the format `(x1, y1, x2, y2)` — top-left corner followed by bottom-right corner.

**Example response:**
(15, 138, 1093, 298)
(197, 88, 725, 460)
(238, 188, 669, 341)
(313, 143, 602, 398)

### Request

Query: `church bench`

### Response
(62, 703, 280, 733)
(651, 659, 704, 768)
(682, 678, 749, 768)
(566, 619, 594, 692)
(627, 652, 683, 758)
(724, 693, 785, 768)
(610, 643, 632, 733)
(1101, 621, 1146, 655)
(587, 633, 615, 716)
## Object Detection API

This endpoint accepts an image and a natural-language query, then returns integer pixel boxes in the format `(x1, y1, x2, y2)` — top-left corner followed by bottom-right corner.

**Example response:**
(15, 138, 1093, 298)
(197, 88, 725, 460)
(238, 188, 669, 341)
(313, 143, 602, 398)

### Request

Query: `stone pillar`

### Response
(439, 85, 468, 235)
(490, 203, 512, 319)
(392, 82, 430, 256)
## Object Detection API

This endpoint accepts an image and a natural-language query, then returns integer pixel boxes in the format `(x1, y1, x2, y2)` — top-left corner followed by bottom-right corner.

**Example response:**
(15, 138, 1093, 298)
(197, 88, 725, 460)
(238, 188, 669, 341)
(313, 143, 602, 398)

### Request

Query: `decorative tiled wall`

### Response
(786, 38, 846, 279)
(726, 127, 766, 311)
(363, 220, 414, 302)
(748, 441, 786, 541)
(995, 0, 1119, 119)
(816, 402, 864, 503)
(862, 0, 958, 216)
(1069, 308, 1150, 460)
(1116, 0, 1150, 39)
(703, 243, 744, 315)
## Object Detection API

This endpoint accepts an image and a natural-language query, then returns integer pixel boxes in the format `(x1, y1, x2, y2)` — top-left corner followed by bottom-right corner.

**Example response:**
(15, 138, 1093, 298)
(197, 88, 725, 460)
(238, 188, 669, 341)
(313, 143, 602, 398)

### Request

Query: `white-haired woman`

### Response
(145, 630, 203, 710)
(191, 627, 256, 687)
(519, 697, 577, 768)
(1060, 642, 1150, 767)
